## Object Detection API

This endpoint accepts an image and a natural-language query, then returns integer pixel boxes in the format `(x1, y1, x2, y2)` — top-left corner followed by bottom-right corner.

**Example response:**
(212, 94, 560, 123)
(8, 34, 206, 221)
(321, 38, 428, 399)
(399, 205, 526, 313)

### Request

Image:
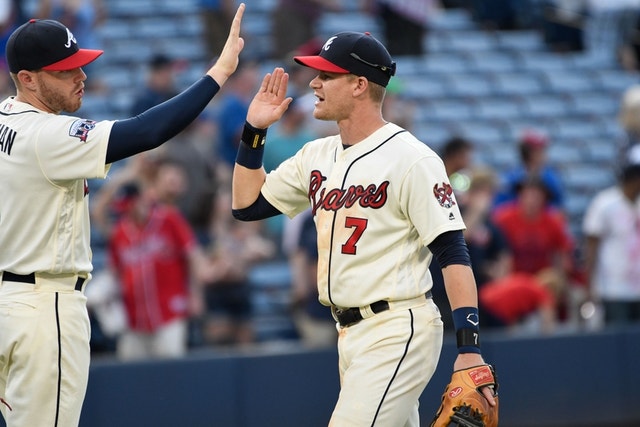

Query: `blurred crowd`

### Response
(2, 0, 640, 362)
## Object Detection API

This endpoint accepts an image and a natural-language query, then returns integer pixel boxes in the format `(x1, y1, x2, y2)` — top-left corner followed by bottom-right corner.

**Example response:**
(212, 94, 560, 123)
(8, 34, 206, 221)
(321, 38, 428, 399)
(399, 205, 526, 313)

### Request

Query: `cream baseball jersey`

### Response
(0, 97, 114, 275)
(262, 122, 466, 308)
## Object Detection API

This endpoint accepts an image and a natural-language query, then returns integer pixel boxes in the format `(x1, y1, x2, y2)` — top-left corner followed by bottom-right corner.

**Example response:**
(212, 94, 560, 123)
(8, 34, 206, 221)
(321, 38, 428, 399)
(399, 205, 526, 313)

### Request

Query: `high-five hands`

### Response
(246, 67, 293, 130)
(208, 3, 245, 85)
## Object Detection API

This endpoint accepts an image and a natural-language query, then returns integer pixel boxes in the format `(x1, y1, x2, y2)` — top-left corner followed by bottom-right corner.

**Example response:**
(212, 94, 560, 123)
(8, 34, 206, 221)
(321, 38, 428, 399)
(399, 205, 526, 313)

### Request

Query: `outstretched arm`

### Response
(106, 4, 246, 163)
(231, 67, 292, 209)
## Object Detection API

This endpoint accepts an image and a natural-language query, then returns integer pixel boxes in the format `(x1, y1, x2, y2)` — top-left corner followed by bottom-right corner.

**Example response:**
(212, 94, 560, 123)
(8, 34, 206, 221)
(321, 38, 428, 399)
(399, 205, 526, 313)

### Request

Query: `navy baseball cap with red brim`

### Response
(42, 49, 103, 71)
(6, 19, 103, 73)
(294, 31, 396, 87)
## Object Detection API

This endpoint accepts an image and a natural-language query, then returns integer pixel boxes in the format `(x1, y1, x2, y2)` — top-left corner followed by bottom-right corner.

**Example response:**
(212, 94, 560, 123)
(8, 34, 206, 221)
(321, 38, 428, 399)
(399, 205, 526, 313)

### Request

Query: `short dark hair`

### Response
(441, 136, 472, 160)
(620, 163, 640, 182)
(514, 174, 551, 199)
(149, 54, 172, 70)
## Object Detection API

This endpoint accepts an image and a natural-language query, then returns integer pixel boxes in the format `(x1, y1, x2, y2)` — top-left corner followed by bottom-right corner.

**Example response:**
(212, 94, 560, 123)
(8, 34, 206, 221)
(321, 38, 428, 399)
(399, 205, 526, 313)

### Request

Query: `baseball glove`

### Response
(430, 364, 499, 427)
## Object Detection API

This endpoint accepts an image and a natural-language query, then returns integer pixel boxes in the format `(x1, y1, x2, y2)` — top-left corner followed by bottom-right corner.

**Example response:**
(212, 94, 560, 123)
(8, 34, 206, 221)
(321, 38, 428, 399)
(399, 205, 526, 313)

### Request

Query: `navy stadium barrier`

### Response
(1, 324, 639, 427)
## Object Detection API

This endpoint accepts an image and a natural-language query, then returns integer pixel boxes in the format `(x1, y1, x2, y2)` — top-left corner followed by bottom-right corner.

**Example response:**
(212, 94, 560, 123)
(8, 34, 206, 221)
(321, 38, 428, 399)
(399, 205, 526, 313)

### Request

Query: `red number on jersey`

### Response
(341, 217, 368, 255)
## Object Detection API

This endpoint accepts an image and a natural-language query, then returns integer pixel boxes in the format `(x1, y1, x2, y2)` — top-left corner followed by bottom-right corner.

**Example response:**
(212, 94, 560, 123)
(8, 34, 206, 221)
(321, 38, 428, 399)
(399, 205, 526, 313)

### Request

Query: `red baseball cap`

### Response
(520, 129, 548, 147)
(294, 31, 396, 87)
(6, 19, 103, 73)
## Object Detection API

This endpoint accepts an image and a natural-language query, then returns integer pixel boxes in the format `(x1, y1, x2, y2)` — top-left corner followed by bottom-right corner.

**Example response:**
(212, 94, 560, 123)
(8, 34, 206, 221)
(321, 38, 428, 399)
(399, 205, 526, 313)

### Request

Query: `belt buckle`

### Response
(334, 306, 363, 328)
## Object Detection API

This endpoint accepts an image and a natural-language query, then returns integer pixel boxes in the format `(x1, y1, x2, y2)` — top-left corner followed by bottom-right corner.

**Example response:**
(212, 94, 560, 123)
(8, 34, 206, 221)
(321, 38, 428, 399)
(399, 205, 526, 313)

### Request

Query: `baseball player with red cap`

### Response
(0, 5, 245, 426)
(231, 31, 497, 426)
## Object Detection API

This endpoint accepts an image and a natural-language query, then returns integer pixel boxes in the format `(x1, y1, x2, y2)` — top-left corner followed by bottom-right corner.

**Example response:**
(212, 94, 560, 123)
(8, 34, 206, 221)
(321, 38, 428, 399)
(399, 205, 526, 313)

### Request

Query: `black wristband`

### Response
(241, 121, 267, 149)
(236, 142, 264, 169)
(456, 328, 481, 354)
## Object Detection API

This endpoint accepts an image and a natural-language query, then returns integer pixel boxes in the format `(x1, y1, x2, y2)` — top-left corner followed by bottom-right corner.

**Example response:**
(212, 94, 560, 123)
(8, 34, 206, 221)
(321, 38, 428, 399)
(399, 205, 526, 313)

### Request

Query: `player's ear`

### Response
(16, 70, 37, 90)
(353, 75, 369, 97)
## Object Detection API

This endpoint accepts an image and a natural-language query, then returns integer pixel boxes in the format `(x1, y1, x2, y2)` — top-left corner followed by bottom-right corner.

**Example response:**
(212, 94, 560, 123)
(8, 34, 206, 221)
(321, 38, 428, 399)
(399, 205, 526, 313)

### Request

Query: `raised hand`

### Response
(246, 67, 293, 130)
(208, 3, 245, 85)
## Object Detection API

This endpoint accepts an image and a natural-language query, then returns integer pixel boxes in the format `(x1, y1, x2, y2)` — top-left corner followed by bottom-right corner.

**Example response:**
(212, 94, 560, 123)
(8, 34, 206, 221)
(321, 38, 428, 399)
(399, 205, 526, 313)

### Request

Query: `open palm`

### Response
(246, 67, 293, 129)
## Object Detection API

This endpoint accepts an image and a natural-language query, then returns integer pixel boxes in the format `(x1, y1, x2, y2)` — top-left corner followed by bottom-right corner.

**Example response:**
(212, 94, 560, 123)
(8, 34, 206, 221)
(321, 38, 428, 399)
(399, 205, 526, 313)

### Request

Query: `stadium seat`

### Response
(134, 18, 179, 39)
(159, 0, 199, 14)
(413, 122, 454, 148)
(161, 38, 207, 61)
(567, 91, 620, 115)
(562, 165, 615, 190)
(424, 99, 476, 121)
(484, 143, 520, 169)
(466, 51, 519, 72)
(569, 52, 618, 69)
(178, 14, 205, 37)
(517, 52, 572, 71)
(318, 12, 379, 37)
(444, 30, 500, 52)
(106, 39, 155, 64)
(394, 56, 428, 75)
(593, 69, 640, 92)
(430, 8, 477, 31)
(444, 73, 496, 97)
(492, 72, 545, 95)
(95, 20, 133, 41)
(585, 139, 619, 163)
(426, 32, 452, 54)
(502, 120, 553, 141)
(398, 74, 450, 99)
(564, 193, 594, 223)
(249, 262, 297, 341)
(107, 0, 157, 17)
(496, 30, 545, 52)
(521, 94, 570, 118)
(542, 70, 597, 93)
(422, 53, 472, 73)
(599, 119, 626, 139)
(474, 97, 525, 119)
(451, 120, 506, 145)
(552, 117, 603, 139)
(546, 141, 585, 164)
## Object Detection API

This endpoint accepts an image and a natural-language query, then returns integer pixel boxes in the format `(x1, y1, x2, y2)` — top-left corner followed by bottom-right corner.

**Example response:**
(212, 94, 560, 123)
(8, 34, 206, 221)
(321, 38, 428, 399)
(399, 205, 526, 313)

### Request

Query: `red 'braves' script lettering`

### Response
(308, 170, 389, 215)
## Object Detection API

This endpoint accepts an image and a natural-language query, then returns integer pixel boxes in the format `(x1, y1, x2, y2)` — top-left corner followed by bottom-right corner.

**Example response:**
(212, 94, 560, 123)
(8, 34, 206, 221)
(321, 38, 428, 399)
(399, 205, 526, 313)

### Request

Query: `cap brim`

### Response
(293, 55, 349, 74)
(42, 48, 104, 71)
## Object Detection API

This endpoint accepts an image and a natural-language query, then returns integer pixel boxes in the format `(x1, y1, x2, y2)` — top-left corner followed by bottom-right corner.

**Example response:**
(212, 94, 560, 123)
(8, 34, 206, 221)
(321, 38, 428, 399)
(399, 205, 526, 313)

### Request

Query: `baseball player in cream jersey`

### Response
(0, 6, 245, 427)
(232, 32, 497, 426)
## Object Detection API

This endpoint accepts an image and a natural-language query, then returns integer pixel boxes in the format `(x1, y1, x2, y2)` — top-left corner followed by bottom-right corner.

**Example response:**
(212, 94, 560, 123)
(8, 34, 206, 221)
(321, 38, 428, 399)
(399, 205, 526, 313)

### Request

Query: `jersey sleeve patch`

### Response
(433, 182, 456, 208)
(69, 119, 97, 142)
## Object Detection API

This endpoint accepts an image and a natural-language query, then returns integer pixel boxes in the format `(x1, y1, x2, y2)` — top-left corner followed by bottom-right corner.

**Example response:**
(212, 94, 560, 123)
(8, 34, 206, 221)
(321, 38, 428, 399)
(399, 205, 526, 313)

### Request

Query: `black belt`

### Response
(333, 290, 432, 328)
(2, 272, 85, 292)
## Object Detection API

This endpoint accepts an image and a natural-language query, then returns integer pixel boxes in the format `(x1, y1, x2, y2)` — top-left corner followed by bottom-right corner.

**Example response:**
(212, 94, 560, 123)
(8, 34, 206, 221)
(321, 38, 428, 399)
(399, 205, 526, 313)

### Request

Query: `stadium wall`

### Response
(2, 325, 639, 427)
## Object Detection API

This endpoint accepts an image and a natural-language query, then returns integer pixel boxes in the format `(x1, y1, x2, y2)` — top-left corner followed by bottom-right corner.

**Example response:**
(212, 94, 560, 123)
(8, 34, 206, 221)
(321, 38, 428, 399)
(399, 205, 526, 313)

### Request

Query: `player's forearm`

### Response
(441, 264, 479, 310)
(107, 77, 220, 163)
(231, 165, 266, 209)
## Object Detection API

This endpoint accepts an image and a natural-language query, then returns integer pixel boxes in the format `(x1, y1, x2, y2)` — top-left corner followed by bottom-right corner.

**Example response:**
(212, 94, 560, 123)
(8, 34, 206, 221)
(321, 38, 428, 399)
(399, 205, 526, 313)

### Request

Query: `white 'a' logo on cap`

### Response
(322, 36, 338, 51)
(64, 28, 76, 48)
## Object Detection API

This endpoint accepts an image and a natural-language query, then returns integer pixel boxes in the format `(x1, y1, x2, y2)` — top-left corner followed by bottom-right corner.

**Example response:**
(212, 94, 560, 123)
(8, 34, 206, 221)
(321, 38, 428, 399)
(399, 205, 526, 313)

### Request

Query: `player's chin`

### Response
(64, 99, 82, 113)
(313, 107, 331, 122)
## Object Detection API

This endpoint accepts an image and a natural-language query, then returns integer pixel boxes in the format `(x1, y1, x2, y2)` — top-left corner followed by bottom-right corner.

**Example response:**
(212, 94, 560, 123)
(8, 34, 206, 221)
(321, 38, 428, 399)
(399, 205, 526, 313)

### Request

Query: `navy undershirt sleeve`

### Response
(232, 193, 282, 221)
(106, 76, 220, 164)
(428, 230, 472, 268)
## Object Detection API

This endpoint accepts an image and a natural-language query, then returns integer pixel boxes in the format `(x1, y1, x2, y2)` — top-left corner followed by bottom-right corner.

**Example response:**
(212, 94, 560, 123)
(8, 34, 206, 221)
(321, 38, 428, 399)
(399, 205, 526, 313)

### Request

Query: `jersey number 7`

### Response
(341, 217, 368, 255)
